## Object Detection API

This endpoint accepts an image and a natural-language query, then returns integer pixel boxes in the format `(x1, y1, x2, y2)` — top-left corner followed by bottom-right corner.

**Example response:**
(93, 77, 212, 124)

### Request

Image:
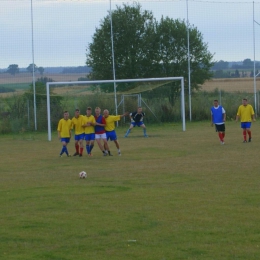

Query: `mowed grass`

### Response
(1, 122, 260, 260)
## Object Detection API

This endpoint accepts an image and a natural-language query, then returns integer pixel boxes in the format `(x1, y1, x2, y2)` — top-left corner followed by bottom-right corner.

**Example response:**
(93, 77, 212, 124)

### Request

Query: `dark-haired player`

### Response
(211, 100, 226, 144)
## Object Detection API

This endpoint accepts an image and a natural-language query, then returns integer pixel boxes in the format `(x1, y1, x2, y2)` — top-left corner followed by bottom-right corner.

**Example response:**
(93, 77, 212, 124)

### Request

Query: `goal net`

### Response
(46, 77, 185, 141)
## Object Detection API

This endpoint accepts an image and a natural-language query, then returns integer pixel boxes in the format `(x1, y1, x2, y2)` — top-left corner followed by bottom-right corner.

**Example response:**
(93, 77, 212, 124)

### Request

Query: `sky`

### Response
(1, 0, 260, 68)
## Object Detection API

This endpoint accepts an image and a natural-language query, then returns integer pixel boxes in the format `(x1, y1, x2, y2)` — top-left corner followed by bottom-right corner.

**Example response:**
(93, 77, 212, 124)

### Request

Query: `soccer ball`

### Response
(79, 171, 87, 179)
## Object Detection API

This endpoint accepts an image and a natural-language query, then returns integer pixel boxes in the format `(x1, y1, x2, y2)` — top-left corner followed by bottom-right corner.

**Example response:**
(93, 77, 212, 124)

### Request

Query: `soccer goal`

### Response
(46, 77, 185, 141)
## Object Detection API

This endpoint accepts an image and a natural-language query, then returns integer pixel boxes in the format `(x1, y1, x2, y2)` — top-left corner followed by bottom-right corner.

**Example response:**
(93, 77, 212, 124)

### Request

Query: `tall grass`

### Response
(0, 89, 257, 134)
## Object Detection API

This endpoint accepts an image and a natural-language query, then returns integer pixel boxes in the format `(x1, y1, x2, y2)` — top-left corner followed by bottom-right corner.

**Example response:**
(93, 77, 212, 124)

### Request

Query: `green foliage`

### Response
(24, 82, 63, 130)
(27, 63, 38, 74)
(86, 3, 214, 104)
(38, 66, 45, 75)
(6, 64, 19, 76)
(36, 77, 54, 84)
(0, 86, 15, 93)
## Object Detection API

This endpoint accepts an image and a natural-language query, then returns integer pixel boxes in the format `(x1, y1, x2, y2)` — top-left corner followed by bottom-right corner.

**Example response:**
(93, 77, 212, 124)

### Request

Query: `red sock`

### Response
(218, 132, 223, 141)
(247, 130, 251, 138)
(243, 130, 246, 141)
(80, 147, 83, 155)
(75, 144, 79, 153)
(222, 132, 225, 138)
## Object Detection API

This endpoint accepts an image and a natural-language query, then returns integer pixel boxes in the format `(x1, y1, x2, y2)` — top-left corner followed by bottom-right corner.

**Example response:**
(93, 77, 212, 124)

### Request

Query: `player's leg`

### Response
(86, 140, 90, 154)
(246, 123, 252, 142)
(141, 123, 148, 137)
(124, 123, 134, 137)
(95, 134, 107, 156)
(221, 124, 226, 144)
(114, 140, 121, 155)
(102, 133, 112, 156)
(60, 138, 71, 157)
(241, 123, 247, 142)
(89, 134, 95, 155)
(216, 124, 224, 144)
(74, 136, 79, 156)
(109, 130, 121, 155)
(79, 135, 84, 157)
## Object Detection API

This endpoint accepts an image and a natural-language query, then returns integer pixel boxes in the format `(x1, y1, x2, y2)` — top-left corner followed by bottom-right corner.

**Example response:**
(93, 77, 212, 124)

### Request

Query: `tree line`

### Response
(4, 64, 45, 76)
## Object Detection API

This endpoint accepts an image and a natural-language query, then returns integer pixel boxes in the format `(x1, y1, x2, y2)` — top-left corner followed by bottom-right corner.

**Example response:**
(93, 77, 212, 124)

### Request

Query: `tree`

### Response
(24, 82, 63, 130)
(243, 58, 253, 68)
(27, 63, 38, 74)
(86, 3, 214, 104)
(38, 67, 44, 75)
(212, 60, 229, 70)
(7, 64, 19, 76)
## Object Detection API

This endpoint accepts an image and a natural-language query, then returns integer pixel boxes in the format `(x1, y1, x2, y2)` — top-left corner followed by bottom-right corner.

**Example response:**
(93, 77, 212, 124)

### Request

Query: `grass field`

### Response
(1, 122, 260, 260)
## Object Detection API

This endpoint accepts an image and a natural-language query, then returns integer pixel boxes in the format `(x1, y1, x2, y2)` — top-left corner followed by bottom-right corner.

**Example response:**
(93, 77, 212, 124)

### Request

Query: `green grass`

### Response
(1, 122, 260, 259)
(0, 83, 30, 90)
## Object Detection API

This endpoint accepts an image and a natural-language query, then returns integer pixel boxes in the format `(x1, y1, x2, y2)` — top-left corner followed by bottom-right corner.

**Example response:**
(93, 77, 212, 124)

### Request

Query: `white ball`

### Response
(79, 171, 87, 179)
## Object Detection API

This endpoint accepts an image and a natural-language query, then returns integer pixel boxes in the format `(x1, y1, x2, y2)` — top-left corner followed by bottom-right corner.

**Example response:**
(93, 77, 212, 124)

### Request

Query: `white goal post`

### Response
(46, 77, 185, 141)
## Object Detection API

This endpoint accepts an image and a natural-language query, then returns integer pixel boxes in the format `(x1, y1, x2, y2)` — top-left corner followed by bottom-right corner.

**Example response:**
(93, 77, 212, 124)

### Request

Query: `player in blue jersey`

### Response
(124, 107, 148, 137)
(94, 107, 111, 156)
(211, 99, 226, 144)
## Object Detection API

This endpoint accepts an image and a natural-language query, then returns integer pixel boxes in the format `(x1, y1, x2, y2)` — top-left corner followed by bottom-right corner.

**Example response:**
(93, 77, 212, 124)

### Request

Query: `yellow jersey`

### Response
(71, 115, 85, 135)
(82, 115, 96, 134)
(57, 119, 72, 138)
(104, 115, 121, 131)
(237, 104, 255, 122)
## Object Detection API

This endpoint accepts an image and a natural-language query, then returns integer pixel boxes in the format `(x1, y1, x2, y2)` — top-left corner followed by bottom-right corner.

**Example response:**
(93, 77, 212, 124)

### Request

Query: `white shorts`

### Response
(95, 133, 107, 140)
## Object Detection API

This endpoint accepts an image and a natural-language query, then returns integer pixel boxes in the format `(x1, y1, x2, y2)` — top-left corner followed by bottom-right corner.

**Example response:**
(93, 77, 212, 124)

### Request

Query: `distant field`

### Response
(200, 78, 260, 93)
(0, 72, 87, 84)
(1, 74, 260, 97)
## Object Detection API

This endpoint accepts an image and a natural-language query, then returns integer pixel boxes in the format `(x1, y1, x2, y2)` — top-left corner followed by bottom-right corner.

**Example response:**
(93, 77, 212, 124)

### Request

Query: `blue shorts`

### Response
(84, 133, 95, 141)
(61, 138, 70, 143)
(241, 122, 251, 129)
(106, 130, 117, 141)
(74, 133, 85, 141)
(131, 122, 144, 127)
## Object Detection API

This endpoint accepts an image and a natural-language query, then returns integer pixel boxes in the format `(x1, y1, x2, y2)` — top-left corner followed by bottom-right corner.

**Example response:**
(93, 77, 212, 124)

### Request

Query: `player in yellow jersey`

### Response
(103, 109, 128, 155)
(236, 98, 256, 143)
(57, 111, 72, 157)
(71, 109, 85, 157)
(82, 107, 96, 156)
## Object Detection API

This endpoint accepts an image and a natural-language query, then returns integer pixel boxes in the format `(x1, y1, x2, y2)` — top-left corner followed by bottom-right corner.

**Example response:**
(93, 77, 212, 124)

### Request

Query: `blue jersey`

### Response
(211, 106, 225, 124)
(94, 115, 106, 134)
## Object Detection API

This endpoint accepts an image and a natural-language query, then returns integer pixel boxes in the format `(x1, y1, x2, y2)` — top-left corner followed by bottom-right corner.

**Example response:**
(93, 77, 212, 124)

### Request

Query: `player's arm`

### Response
(252, 113, 256, 121)
(69, 121, 73, 138)
(223, 113, 226, 122)
(89, 118, 96, 126)
(120, 111, 129, 118)
(57, 121, 61, 139)
(235, 108, 240, 122)
(129, 112, 134, 122)
(95, 117, 106, 126)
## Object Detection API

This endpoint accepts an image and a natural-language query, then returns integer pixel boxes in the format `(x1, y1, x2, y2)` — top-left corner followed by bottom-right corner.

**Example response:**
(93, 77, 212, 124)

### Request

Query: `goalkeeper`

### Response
(124, 107, 148, 138)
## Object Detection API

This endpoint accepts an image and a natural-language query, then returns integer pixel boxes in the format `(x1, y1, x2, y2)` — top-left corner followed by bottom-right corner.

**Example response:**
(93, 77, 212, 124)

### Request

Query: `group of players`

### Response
(211, 98, 256, 144)
(57, 106, 148, 157)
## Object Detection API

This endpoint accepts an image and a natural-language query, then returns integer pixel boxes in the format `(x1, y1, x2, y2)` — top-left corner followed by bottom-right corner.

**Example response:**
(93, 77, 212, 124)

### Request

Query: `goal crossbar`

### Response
(46, 77, 185, 141)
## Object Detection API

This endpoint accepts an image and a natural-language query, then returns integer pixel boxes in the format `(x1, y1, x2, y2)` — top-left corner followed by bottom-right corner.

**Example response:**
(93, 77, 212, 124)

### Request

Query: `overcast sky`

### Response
(1, 0, 260, 68)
